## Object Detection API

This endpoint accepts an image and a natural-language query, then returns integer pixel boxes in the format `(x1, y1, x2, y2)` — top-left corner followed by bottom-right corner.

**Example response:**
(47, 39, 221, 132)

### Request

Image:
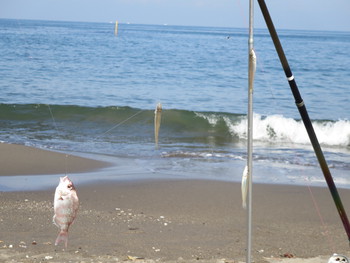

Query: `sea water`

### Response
(0, 19, 349, 190)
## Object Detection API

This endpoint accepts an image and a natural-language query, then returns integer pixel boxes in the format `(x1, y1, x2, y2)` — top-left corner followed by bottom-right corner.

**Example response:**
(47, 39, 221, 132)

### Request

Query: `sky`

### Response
(1, 0, 350, 31)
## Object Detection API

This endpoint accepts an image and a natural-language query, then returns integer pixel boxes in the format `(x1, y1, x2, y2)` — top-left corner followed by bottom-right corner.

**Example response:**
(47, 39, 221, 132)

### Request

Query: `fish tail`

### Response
(55, 230, 68, 248)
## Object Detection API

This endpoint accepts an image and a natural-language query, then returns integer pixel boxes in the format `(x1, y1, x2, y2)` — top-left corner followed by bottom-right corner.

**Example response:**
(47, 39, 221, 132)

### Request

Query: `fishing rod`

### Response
(256, 0, 350, 243)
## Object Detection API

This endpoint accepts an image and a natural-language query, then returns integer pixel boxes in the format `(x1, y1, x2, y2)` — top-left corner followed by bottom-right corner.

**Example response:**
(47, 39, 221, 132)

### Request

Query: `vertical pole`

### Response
(247, 0, 255, 261)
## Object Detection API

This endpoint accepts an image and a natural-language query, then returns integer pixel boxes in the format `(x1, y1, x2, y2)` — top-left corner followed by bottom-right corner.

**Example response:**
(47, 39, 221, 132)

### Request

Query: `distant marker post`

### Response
(114, 20, 118, 36)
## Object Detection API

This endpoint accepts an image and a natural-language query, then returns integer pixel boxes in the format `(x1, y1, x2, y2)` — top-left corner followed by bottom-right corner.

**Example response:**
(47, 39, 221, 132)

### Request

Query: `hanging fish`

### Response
(328, 254, 349, 263)
(248, 49, 256, 93)
(53, 176, 79, 248)
(154, 102, 162, 148)
(241, 165, 249, 209)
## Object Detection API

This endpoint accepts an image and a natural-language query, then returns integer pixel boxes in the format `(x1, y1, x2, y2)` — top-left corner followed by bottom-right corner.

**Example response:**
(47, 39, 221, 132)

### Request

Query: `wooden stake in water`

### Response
(154, 103, 162, 148)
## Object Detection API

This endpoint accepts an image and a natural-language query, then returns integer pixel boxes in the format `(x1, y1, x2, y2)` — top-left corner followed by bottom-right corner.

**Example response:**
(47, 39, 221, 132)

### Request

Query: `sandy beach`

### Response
(0, 143, 110, 176)
(0, 144, 350, 263)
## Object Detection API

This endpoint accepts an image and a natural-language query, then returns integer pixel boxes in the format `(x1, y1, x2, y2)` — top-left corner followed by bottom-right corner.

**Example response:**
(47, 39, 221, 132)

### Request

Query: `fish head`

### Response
(328, 254, 349, 263)
(57, 176, 76, 196)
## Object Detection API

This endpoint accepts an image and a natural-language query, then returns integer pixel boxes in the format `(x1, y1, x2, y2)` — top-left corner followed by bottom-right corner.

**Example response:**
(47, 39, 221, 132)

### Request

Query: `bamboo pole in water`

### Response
(154, 103, 162, 148)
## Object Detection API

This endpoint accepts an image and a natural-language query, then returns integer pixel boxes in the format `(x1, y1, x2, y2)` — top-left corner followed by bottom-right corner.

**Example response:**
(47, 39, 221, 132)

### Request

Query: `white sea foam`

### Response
(225, 114, 350, 147)
(194, 112, 219, 126)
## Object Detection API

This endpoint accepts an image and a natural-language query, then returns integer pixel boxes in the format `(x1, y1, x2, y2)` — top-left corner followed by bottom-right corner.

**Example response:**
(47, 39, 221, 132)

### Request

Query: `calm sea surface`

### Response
(0, 19, 349, 190)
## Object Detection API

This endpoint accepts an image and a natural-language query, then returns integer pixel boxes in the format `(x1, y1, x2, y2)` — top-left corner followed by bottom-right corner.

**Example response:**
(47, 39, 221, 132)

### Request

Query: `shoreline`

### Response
(1, 179, 350, 262)
(0, 142, 111, 176)
(1, 143, 350, 262)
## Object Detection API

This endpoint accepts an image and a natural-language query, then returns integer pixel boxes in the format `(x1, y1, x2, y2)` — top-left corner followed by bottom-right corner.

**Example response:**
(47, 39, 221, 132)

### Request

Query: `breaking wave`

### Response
(224, 113, 350, 147)
(0, 103, 349, 148)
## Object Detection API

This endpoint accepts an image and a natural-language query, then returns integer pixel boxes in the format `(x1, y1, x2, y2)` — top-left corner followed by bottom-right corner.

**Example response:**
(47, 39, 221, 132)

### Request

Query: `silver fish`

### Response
(241, 165, 248, 209)
(248, 49, 256, 93)
(53, 176, 79, 248)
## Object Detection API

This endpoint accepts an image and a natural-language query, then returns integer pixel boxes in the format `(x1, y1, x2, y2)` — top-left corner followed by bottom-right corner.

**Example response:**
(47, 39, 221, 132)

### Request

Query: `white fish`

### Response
(154, 102, 162, 148)
(241, 165, 249, 209)
(248, 49, 256, 93)
(53, 176, 79, 248)
(328, 254, 349, 263)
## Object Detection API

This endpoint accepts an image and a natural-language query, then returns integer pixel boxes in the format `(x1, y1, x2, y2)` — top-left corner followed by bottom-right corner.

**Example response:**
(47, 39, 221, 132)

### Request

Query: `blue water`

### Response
(0, 18, 350, 190)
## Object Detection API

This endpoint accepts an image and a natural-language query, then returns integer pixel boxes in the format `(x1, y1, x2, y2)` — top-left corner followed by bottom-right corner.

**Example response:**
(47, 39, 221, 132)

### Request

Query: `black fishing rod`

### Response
(257, 0, 350, 243)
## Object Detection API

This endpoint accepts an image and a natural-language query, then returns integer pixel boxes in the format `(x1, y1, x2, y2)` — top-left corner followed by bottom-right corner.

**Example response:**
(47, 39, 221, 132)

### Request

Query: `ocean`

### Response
(0, 18, 349, 190)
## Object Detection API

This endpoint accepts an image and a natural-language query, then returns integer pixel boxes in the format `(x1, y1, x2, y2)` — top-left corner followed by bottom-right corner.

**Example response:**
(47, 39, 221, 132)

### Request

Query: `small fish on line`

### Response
(154, 102, 162, 148)
(248, 49, 256, 93)
(241, 165, 248, 209)
(53, 176, 79, 248)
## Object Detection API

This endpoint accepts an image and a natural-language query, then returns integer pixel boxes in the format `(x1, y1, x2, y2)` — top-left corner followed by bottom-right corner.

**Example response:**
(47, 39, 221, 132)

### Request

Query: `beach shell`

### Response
(127, 255, 145, 261)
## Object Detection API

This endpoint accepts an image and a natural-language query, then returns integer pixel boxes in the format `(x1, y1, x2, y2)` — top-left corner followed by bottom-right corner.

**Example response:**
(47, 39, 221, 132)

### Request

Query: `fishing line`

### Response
(45, 104, 72, 175)
(11, 21, 151, 144)
(7, 20, 75, 175)
(237, 2, 340, 254)
(258, 0, 350, 242)
(293, 155, 336, 252)
(304, 176, 336, 252)
(92, 109, 145, 141)
(47, 104, 58, 131)
(43, 104, 151, 175)
(236, 0, 279, 118)
(254, 50, 277, 104)
(235, 0, 249, 30)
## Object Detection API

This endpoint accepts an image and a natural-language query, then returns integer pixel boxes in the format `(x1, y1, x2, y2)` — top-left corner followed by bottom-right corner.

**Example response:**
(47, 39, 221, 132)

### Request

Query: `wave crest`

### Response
(1, 103, 349, 148)
(223, 114, 350, 147)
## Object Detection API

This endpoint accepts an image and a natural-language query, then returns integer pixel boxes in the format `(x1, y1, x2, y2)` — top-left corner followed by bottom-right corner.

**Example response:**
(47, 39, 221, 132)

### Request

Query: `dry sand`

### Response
(0, 143, 349, 263)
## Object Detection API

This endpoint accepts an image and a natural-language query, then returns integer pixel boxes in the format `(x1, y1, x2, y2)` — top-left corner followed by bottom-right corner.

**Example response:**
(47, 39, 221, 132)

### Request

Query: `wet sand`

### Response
(0, 143, 110, 176)
(0, 143, 349, 262)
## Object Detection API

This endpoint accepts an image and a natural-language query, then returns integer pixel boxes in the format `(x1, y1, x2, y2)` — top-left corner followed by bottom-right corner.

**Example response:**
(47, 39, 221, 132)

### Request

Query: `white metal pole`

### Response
(247, 0, 255, 261)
